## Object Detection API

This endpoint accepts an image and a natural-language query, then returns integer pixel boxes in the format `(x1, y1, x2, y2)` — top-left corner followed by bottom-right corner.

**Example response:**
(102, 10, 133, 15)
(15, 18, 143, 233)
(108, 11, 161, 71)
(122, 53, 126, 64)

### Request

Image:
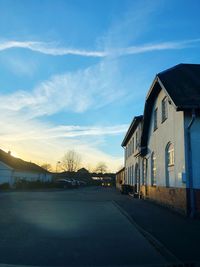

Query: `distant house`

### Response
(116, 167, 125, 190)
(77, 168, 89, 174)
(122, 64, 200, 216)
(121, 116, 143, 195)
(0, 149, 52, 186)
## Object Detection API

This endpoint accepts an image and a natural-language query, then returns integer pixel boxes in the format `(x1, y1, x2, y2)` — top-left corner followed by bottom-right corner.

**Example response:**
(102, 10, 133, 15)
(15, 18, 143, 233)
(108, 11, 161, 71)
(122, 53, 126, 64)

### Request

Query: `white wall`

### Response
(124, 122, 142, 186)
(0, 161, 13, 184)
(0, 161, 52, 185)
(146, 88, 186, 188)
(13, 171, 52, 183)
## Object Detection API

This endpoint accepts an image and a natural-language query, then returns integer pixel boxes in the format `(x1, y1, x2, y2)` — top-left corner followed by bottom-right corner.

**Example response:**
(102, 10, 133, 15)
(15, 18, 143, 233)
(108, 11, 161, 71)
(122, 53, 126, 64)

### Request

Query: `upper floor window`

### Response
(135, 132, 138, 149)
(131, 139, 133, 155)
(151, 152, 156, 186)
(166, 142, 174, 166)
(153, 108, 158, 131)
(132, 137, 134, 153)
(162, 97, 168, 122)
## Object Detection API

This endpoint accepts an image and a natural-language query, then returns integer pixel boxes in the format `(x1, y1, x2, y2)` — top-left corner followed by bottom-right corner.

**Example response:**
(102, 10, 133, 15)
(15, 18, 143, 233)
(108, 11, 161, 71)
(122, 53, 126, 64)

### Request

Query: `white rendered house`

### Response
(122, 64, 200, 216)
(0, 149, 52, 186)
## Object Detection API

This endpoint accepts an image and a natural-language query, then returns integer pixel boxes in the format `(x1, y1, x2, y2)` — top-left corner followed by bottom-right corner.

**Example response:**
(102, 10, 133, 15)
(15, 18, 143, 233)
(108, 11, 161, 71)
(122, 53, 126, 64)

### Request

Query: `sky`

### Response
(0, 0, 200, 172)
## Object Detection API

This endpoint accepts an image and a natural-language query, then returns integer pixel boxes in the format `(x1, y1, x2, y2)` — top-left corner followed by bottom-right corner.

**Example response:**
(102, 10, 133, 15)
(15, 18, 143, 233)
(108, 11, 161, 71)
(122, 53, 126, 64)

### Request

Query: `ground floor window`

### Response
(165, 142, 175, 187)
(142, 158, 147, 185)
(166, 142, 174, 166)
(151, 152, 156, 186)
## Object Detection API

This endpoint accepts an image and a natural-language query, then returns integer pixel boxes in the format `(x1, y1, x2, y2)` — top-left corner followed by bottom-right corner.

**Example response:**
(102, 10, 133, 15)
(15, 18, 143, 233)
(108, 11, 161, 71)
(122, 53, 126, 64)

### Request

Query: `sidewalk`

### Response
(115, 193, 200, 264)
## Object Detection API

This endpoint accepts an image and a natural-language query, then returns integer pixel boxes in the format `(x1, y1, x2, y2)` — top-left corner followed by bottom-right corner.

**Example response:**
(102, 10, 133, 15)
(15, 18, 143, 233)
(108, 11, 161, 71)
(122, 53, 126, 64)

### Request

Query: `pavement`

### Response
(0, 187, 199, 267)
(0, 187, 167, 267)
(115, 191, 200, 266)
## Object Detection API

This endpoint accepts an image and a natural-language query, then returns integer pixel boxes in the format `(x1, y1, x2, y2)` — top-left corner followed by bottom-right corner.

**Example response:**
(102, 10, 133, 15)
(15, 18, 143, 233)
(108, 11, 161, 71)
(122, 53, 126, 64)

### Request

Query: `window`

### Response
(151, 152, 156, 186)
(166, 142, 174, 166)
(136, 132, 138, 149)
(153, 108, 158, 131)
(130, 140, 133, 155)
(142, 158, 147, 185)
(132, 137, 134, 153)
(162, 97, 168, 122)
(132, 165, 134, 185)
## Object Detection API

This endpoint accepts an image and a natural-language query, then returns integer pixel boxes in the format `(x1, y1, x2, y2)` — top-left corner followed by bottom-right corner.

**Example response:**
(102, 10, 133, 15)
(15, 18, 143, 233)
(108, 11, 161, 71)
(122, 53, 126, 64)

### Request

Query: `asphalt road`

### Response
(0, 187, 167, 266)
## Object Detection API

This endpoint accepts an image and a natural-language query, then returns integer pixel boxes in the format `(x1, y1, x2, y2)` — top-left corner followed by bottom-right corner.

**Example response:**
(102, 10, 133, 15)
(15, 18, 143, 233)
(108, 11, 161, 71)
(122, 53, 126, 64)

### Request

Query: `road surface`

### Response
(0, 187, 167, 266)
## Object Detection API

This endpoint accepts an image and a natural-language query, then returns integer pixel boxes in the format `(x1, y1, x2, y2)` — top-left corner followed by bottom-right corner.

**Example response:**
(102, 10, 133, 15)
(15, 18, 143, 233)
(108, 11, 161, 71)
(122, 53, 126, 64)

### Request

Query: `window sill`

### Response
(161, 117, 167, 124)
(168, 164, 174, 167)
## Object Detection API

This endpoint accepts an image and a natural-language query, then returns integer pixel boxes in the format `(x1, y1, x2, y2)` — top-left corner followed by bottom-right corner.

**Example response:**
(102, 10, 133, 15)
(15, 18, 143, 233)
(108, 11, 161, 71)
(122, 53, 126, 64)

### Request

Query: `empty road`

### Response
(0, 187, 167, 266)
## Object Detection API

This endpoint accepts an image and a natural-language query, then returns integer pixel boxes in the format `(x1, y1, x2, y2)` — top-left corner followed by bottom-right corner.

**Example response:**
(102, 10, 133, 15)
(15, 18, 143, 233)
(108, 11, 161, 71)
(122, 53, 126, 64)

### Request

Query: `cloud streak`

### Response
(0, 59, 125, 118)
(0, 59, 126, 171)
(0, 123, 128, 142)
(0, 112, 126, 171)
(0, 41, 106, 57)
(0, 38, 200, 58)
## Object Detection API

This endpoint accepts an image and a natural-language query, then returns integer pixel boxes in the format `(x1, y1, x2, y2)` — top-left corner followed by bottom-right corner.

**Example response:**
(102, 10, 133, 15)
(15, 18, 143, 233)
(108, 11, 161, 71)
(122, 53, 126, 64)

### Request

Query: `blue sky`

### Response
(0, 0, 200, 171)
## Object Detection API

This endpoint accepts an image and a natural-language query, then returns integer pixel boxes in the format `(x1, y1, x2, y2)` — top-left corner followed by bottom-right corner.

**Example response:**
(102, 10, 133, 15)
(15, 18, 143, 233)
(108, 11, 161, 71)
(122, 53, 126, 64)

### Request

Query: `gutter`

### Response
(187, 109, 196, 218)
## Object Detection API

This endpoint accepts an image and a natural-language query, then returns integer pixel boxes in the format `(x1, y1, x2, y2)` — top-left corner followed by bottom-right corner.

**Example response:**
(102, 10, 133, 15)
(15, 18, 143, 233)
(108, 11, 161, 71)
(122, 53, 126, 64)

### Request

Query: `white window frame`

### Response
(161, 97, 168, 123)
(167, 142, 174, 166)
(151, 152, 156, 186)
(154, 108, 158, 131)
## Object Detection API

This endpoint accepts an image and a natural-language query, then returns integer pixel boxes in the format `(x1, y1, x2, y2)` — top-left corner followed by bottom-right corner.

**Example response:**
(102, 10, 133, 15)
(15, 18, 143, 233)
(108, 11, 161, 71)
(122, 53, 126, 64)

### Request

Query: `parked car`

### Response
(102, 181, 111, 187)
(120, 184, 131, 194)
(69, 179, 80, 187)
(55, 179, 73, 189)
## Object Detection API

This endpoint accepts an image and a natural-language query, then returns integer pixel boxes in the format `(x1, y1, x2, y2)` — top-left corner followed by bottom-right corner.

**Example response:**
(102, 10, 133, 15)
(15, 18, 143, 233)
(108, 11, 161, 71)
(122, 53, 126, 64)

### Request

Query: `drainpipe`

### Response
(187, 109, 196, 218)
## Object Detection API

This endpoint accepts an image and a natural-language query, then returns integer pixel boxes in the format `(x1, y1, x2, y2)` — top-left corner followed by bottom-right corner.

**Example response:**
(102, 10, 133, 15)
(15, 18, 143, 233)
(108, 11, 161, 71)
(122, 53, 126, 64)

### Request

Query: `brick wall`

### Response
(140, 185, 187, 214)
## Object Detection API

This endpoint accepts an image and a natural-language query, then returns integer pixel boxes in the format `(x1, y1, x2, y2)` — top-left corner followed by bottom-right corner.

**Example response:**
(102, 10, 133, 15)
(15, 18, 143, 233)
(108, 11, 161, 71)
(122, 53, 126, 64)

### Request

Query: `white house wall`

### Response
(124, 122, 142, 186)
(13, 171, 52, 183)
(0, 160, 52, 185)
(0, 161, 13, 184)
(146, 88, 186, 188)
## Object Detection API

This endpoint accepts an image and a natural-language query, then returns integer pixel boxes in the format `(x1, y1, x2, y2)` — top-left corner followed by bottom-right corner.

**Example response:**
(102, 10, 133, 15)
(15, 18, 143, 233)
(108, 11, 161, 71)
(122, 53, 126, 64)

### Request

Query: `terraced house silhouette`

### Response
(122, 63, 200, 217)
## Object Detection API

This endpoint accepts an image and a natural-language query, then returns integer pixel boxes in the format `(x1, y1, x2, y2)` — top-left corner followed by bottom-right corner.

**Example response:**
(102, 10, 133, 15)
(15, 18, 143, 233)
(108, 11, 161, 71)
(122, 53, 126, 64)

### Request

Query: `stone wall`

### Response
(140, 185, 187, 214)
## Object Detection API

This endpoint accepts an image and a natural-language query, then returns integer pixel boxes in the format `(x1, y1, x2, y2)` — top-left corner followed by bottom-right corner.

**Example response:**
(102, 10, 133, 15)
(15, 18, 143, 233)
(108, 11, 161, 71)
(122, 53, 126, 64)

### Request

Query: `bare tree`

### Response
(40, 163, 52, 172)
(61, 150, 81, 172)
(95, 162, 108, 174)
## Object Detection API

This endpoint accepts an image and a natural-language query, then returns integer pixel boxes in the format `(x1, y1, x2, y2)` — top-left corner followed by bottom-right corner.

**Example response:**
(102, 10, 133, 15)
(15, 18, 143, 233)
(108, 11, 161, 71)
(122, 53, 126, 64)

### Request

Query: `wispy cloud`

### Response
(0, 41, 106, 57)
(111, 38, 200, 56)
(0, 38, 200, 58)
(0, 59, 125, 117)
(0, 112, 126, 171)
(0, 122, 128, 142)
(0, 59, 126, 171)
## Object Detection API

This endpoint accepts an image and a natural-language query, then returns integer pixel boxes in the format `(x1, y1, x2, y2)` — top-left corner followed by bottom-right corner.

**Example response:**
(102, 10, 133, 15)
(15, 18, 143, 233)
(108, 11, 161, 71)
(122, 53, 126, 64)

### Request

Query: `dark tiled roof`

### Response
(121, 116, 143, 147)
(0, 149, 49, 173)
(141, 63, 200, 154)
(157, 63, 200, 110)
